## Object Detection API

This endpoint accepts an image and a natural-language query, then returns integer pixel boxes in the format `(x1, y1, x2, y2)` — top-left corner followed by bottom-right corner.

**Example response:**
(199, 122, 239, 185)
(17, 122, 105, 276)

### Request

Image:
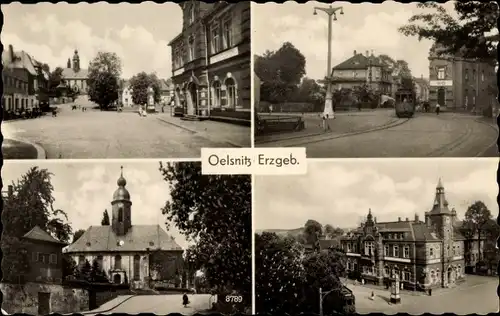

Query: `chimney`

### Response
(415, 214, 419, 222)
(398, 217, 401, 222)
(406, 217, 409, 222)
(9, 45, 14, 61)
(354, 50, 357, 56)
(8, 185, 13, 197)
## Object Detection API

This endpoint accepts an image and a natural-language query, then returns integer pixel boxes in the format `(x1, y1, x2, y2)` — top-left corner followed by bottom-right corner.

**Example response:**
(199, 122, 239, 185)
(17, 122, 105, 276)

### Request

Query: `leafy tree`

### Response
(129, 72, 162, 105)
(324, 225, 344, 239)
(301, 248, 347, 314)
(80, 259, 92, 282)
(304, 219, 323, 246)
(255, 232, 305, 314)
(87, 51, 122, 109)
(462, 201, 493, 260)
(1, 167, 73, 282)
(101, 209, 110, 226)
(47, 67, 65, 98)
(399, 2, 498, 61)
(62, 254, 78, 280)
(159, 162, 251, 307)
(255, 42, 306, 103)
(90, 259, 109, 283)
(73, 229, 86, 243)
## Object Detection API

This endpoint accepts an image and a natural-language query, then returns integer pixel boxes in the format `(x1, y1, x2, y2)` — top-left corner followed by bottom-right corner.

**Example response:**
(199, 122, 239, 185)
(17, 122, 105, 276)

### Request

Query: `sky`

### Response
(2, 160, 190, 250)
(254, 158, 498, 230)
(1, 2, 182, 79)
(252, 1, 457, 81)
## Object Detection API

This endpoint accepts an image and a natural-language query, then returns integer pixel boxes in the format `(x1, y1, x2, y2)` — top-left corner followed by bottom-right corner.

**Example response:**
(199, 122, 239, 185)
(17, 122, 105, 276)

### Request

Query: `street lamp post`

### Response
(313, 5, 344, 119)
(319, 287, 334, 316)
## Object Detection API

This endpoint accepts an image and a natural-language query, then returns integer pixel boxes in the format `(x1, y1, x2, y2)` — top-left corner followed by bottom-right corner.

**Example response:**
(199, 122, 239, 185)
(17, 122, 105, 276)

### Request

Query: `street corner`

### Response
(2, 138, 46, 159)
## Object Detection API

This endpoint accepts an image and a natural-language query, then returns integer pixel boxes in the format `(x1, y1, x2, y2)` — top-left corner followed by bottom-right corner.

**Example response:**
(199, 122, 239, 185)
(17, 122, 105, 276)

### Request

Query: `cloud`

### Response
(254, 159, 498, 230)
(2, 10, 172, 79)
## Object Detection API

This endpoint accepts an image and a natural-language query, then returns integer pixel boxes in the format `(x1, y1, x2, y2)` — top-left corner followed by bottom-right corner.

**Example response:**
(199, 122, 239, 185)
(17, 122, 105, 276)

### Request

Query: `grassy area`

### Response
(2, 139, 38, 159)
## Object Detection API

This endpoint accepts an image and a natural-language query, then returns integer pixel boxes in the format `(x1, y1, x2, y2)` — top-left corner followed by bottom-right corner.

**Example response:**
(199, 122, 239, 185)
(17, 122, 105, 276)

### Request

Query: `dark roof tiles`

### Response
(23, 226, 67, 245)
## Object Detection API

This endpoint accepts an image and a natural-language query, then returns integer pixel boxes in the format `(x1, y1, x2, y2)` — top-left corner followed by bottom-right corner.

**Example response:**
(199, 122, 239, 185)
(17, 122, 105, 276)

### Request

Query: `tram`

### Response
(394, 89, 416, 118)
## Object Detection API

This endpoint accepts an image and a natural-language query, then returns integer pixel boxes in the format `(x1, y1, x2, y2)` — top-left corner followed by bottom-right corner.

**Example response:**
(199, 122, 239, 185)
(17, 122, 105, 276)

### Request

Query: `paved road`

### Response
(2, 103, 249, 159)
(258, 111, 498, 158)
(85, 294, 213, 315)
(349, 275, 498, 314)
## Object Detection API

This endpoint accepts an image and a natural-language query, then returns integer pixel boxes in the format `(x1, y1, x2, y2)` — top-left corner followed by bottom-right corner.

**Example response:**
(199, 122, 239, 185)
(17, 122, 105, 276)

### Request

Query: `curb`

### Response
(156, 117, 244, 148)
(80, 295, 137, 315)
(474, 118, 499, 157)
(3, 137, 47, 159)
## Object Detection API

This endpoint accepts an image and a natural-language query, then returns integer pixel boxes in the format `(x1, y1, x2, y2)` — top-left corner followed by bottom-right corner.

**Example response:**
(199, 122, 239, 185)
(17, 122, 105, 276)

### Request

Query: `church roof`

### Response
(66, 225, 182, 253)
(62, 67, 88, 80)
(23, 226, 67, 245)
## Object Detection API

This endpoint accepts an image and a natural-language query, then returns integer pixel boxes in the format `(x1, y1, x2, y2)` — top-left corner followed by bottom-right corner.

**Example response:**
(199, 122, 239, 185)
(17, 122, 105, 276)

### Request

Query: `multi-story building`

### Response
(160, 78, 174, 105)
(168, 1, 251, 122)
(2, 44, 38, 112)
(337, 179, 471, 290)
(428, 43, 496, 113)
(119, 80, 133, 107)
(62, 50, 89, 95)
(330, 50, 393, 94)
(413, 76, 430, 102)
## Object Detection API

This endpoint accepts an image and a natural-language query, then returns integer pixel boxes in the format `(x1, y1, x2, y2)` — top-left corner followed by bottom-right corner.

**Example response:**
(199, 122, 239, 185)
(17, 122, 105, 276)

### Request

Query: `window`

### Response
(438, 67, 446, 80)
(347, 262, 351, 270)
(79, 255, 85, 265)
(133, 255, 141, 281)
(50, 254, 57, 264)
(226, 78, 237, 108)
(465, 69, 469, 80)
(211, 23, 220, 54)
(403, 245, 410, 258)
(384, 245, 389, 256)
(113, 255, 122, 270)
(118, 207, 124, 223)
(452, 245, 456, 256)
(430, 247, 434, 257)
(188, 36, 195, 62)
(222, 17, 232, 50)
(481, 70, 485, 82)
(472, 69, 476, 80)
(393, 245, 399, 257)
(33, 252, 39, 262)
(403, 271, 410, 281)
(384, 266, 390, 277)
(347, 243, 352, 252)
(97, 255, 103, 270)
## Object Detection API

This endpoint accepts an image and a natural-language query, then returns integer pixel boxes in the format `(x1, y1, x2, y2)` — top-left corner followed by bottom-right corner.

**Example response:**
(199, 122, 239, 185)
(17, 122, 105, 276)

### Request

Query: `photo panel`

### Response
(1, 160, 252, 314)
(253, 1, 498, 158)
(254, 158, 498, 315)
(2, 1, 251, 160)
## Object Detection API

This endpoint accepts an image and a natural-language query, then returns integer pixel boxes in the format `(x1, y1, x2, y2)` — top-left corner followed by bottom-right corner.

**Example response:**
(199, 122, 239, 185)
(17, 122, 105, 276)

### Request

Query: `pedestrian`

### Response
(428, 288, 432, 296)
(322, 114, 327, 132)
(182, 292, 190, 308)
(325, 114, 331, 131)
(370, 291, 375, 300)
(435, 103, 440, 115)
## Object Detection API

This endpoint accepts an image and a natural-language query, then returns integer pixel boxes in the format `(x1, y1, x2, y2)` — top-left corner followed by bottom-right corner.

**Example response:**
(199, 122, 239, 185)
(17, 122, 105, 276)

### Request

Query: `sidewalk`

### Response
(256, 111, 397, 144)
(155, 113, 251, 147)
(81, 295, 135, 315)
(2, 138, 46, 159)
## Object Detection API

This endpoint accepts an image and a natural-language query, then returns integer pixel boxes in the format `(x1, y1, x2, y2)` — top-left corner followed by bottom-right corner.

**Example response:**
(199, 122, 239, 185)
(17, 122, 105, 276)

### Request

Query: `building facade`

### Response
(169, 1, 251, 121)
(2, 45, 39, 112)
(62, 50, 89, 95)
(413, 76, 430, 102)
(428, 43, 496, 112)
(160, 78, 174, 105)
(65, 168, 184, 290)
(331, 50, 393, 94)
(337, 180, 469, 290)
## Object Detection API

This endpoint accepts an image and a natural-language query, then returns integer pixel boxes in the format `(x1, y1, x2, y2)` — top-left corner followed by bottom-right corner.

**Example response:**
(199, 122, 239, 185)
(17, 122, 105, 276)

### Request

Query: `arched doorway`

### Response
(187, 82, 198, 115)
(437, 88, 445, 106)
(447, 267, 453, 285)
(113, 274, 121, 284)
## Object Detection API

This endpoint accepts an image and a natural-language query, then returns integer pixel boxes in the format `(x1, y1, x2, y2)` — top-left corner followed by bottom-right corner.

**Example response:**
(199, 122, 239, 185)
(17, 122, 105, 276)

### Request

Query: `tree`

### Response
(304, 219, 323, 246)
(87, 51, 122, 109)
(129, 72, 162, 105)
(399, 2, 498, 61)
(79, 259, 92, 282)
(324, 225, 344, 239)
(255, 42, 306, 103)
(301, 248, 347, 314)
(255, 232, 305, 315)
(90, 259, 109, 283)
(462, 201, 493, 260)
(73, 229, 86, 243)
(101, 209, 110, 226)
(62, 254, 78, 280)
(48, 67, 65, 97)
(159, 162, 251, 307)
(1, 167, 73, 282)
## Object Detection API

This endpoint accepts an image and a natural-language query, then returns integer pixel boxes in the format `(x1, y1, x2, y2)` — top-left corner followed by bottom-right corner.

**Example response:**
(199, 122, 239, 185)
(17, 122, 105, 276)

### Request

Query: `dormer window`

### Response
(118, 207, 124, 223)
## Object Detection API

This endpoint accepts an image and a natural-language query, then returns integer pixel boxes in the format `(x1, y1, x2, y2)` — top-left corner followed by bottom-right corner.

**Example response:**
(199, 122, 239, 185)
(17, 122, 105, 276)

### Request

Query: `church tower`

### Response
(111, 166, 132, 236)
(425, 178, 454, 258)
(72, 49, 80, 72)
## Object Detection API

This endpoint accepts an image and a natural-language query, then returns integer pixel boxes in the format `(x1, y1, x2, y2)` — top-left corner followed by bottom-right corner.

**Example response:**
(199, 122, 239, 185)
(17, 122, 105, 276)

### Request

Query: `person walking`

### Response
(182, 292, 190, 308)
(435, 102, 441, 115)
(325, 114, 331, 131)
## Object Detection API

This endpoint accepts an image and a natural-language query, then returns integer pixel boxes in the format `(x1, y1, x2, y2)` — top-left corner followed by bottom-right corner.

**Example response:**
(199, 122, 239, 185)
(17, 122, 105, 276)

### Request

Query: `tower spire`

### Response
(431, 178, 450, 214)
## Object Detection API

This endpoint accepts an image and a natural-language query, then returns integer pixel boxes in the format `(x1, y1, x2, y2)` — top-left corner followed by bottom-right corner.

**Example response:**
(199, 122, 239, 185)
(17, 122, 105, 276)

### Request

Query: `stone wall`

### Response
(1, 282, 89, 314)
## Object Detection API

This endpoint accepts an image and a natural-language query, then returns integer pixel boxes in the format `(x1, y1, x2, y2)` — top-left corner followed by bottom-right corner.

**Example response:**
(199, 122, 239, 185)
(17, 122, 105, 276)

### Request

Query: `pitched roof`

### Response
(62, 67, 88, 80)
(23, 226, 67, 245)
(3, 49, 38, 75)
(410, 222, 439, 241)
(160, 78, 173, 91)
(66, 225, 182, 253)
(333, 53, 384, 71)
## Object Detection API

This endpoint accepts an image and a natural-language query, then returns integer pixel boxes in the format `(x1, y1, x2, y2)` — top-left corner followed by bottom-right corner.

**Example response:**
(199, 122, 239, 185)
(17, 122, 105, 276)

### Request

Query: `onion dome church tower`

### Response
(111, 166, 132, 236)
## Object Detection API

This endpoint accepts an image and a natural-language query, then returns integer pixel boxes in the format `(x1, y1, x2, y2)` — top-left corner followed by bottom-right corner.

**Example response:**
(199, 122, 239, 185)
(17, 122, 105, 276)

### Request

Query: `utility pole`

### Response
(313, 5, 344, 119)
